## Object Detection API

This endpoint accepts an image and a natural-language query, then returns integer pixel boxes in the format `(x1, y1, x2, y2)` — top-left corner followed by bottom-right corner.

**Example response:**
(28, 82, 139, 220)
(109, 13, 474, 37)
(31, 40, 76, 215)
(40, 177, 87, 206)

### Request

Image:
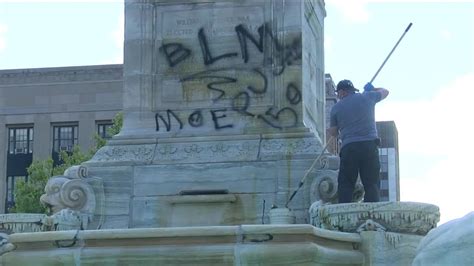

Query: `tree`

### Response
(10, 112, 123, 213)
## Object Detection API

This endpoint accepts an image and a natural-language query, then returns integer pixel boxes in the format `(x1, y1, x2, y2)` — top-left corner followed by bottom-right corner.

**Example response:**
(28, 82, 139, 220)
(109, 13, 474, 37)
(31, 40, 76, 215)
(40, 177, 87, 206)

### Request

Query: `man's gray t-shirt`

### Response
(330, 92, 381, 148)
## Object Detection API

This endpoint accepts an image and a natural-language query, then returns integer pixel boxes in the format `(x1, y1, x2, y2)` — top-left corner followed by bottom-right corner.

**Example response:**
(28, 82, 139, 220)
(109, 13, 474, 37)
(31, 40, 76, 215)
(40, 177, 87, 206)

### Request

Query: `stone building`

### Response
(0, 64, 123, 213)
(376, 120, 400, 201)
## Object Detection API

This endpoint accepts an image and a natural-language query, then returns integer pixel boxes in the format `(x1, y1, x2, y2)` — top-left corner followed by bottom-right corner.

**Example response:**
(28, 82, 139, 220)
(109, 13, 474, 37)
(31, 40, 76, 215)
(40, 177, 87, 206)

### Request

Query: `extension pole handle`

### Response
(370, 23, 413, 84)
(285, 136, 335, 207)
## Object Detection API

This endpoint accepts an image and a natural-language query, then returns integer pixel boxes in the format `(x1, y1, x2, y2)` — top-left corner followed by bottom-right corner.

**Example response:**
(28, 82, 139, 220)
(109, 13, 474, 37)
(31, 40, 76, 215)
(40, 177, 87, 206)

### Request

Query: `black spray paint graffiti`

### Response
(198, 28, 238, 65)
(160, 23, 301, 74)
(156, 22, 303, 132)
(154, 82, 301, 131)
(180, 68, 267, 102)
(155, 109, 234, 131)
(235, 23, 301, 76)
(286, 83, 302, 105)
(159, 43, 191, 67)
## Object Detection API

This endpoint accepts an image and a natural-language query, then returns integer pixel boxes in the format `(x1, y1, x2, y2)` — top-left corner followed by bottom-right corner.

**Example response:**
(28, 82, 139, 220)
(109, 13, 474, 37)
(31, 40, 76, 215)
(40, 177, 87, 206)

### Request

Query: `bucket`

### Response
(269, 208, 295, 224)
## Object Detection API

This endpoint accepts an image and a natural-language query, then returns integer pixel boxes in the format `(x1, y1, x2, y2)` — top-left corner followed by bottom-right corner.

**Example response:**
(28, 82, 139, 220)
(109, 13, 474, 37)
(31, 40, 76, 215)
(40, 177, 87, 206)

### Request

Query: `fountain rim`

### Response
(9, 224, 361, 244)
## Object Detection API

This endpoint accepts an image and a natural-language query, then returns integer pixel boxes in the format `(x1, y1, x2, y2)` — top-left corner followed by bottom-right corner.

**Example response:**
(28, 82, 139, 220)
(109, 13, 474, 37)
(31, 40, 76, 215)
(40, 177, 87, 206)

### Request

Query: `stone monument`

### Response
(85, 0, 331, 228)
(0, 1, 455, 265)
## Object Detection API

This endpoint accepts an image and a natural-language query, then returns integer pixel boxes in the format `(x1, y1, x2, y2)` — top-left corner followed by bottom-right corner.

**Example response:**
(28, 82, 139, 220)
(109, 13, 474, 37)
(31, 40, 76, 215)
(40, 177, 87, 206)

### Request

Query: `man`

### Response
(328, 80, 389, 203)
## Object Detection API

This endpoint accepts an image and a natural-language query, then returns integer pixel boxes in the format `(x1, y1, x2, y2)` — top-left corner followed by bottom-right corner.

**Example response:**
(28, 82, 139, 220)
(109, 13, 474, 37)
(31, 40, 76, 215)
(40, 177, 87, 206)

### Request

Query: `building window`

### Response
(52, 124, 78, 153)
(380, 154, 388, 172)
(8, 127, 34, 154)
(97, 121, 113, 139)
(5, 175, 27, 211)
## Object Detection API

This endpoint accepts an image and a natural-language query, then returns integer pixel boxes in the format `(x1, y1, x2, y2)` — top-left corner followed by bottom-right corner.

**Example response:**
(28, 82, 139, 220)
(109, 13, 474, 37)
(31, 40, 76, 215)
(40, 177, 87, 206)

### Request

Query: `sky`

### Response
(0, 0, 473, 225)
(324, 0, 474, 225)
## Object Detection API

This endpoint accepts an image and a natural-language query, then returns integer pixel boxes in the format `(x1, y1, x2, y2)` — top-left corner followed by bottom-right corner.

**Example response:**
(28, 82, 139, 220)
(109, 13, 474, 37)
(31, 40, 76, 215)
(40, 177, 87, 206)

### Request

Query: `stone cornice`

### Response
(0, 64, 123, 86)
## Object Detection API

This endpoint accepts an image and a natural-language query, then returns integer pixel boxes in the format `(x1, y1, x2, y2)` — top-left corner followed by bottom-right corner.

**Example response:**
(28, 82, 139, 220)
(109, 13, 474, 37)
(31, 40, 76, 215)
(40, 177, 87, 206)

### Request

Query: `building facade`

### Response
(376, 121, 400, 201)
(0, 65, 123, 213)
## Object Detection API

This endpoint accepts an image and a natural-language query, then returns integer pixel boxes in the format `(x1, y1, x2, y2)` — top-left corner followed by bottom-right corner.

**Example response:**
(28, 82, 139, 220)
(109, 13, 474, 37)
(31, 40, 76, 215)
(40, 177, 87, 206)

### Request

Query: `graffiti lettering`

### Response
(210, 108, 233, 130)
(198, 28, 238, 65)
(258, 107, 298, 129)
(160, 43, 191, 67)
(235, 23, 283, 64)
(286, 83, 302, 105)
(235, 24, 264, 63)
(155, 110, 183, 132)
(181, 68, 266, 102)
(155, 109, 236, 131)
(188, 110, 204, 127)
(232, 91, 253, 116)
(156, 21, 305, 132)
(272, 36, 302, 76)
(246, 68, 267, 95)
(181, 72, 236, 102)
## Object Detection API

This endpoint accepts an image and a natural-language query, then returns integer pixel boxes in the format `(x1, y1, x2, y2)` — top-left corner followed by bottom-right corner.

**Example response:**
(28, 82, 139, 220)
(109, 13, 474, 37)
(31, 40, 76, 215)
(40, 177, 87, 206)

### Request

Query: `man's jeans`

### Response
(337, 140, 380, 203)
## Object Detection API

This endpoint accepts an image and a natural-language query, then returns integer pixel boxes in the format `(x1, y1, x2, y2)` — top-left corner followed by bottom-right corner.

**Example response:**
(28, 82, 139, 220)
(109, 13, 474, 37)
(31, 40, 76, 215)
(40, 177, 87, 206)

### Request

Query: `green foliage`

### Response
(93, 133, 107, 150)
(93, 112, 123, 151)
(108, 112, 123, 137)
(9, 159, 53, 213)
(52, 146, 94, 176)
(11, 112, 123, 214)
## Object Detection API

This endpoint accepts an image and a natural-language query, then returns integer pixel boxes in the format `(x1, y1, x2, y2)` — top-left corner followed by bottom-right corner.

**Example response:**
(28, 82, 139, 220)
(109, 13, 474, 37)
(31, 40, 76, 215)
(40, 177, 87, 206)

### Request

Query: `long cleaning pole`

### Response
(370, 23, 413, 84)
(285, 136, 335, 208)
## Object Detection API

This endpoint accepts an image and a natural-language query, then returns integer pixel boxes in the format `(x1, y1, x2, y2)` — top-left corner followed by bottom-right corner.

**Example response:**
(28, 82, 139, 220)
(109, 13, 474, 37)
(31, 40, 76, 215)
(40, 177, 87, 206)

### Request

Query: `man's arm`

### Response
(374, 87, 389, 100)
(364, 83, 389, 101)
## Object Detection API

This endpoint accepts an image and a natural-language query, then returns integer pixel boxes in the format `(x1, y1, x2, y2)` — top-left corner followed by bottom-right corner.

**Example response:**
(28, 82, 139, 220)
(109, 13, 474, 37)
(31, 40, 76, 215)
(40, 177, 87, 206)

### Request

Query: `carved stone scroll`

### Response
(64, 165, 88, 179)
(0, 233, 15, 256)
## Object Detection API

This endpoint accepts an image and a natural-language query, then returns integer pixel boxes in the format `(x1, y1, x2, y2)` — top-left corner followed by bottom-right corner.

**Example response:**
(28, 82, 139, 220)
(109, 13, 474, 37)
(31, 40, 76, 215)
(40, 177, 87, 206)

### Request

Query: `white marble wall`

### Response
(87, 0, 327, 228)
(120, 0, 325, 138)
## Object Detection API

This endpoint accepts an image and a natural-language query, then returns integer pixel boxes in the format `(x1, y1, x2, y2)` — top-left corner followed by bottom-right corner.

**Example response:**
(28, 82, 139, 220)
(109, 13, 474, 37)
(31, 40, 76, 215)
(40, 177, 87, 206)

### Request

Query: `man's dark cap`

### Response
(336, 79, 359, 92)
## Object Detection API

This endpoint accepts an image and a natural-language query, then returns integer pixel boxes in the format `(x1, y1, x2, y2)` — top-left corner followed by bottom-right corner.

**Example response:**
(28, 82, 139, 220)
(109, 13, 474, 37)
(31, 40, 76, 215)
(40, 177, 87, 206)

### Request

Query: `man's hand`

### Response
(364, 82, 374, 92)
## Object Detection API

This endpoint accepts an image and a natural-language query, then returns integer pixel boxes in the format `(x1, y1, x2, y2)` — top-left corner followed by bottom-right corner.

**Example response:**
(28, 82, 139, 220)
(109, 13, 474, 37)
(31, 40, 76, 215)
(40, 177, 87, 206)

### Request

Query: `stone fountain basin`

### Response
(2, 225, 363, 265)
(310, 202, 440, 235)
(0, 214, 49, 234)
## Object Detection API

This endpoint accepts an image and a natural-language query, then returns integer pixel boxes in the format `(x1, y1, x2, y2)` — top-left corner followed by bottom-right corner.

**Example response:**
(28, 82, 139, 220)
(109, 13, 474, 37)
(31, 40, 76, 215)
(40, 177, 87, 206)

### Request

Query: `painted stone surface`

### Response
(83, 0, 329, 228)
(120, 0, 325, 138)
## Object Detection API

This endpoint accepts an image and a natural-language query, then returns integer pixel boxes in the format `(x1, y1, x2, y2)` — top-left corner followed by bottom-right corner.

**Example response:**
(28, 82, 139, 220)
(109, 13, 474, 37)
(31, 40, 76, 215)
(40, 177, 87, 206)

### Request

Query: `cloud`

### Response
(325, 35, 333, 53)
(111, 11, 124, 63)
(440, 29, 452, 41)
(100, 10, 124, 65)
(0, 23, 7, 53)
(376, 72, 474, 224)
(377, 73, 474, 156)
(326, 0, 474, 24)
(325, 0, 370, 23)
(401, 154, 474, 225)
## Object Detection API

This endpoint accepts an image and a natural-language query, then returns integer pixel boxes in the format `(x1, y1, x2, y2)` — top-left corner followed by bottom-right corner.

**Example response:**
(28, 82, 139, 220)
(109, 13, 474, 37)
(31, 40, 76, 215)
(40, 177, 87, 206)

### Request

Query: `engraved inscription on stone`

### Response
(161, 7, 263, 39)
